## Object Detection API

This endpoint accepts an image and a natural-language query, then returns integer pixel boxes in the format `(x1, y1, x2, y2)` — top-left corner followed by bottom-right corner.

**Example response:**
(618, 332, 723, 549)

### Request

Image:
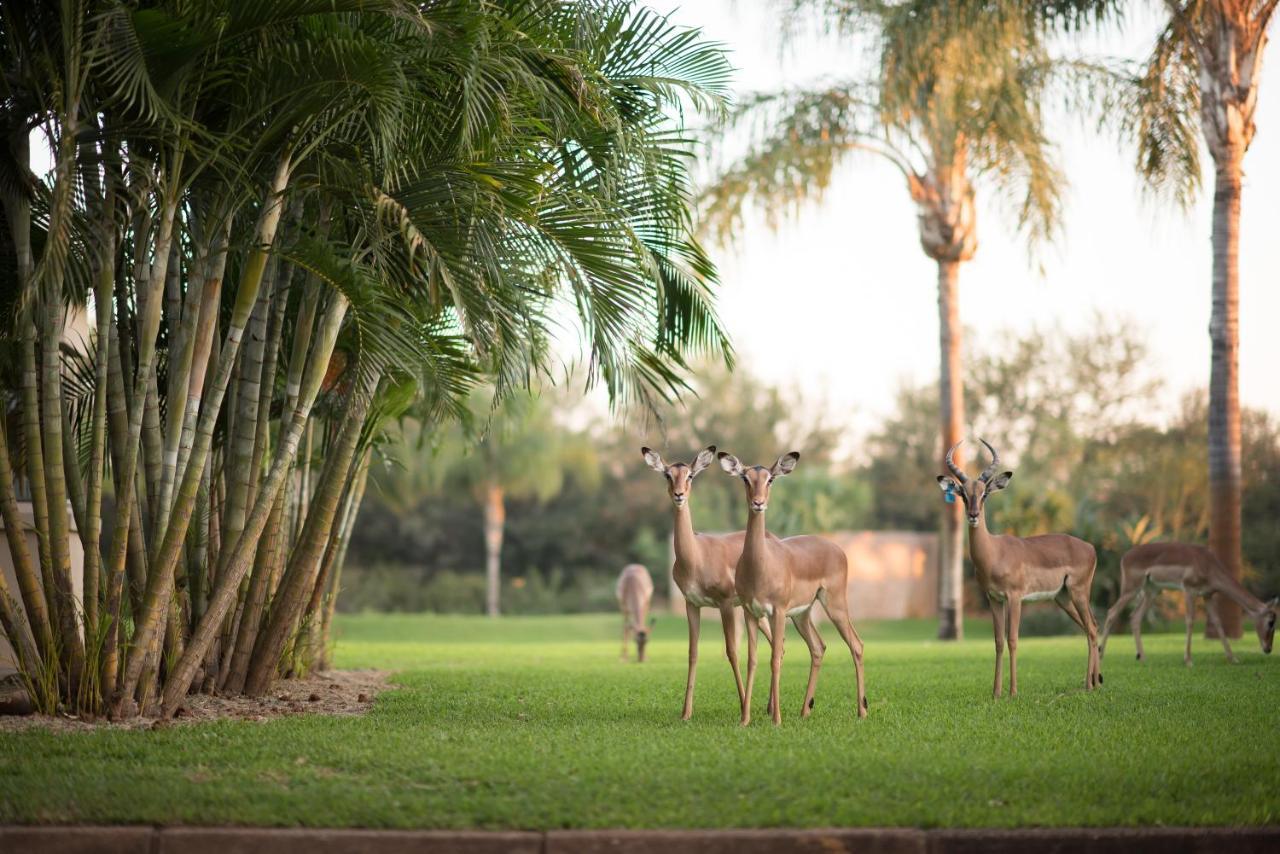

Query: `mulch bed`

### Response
(0, 669, 392, 732)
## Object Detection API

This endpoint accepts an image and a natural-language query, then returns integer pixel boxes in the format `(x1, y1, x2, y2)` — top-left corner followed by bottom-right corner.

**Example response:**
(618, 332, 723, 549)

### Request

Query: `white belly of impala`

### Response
(1020, 587, 1063, 603)
(684, 590, 718, 608)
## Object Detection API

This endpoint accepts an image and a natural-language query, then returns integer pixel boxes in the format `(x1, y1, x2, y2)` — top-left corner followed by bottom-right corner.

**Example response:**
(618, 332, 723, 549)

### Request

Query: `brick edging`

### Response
(3, 825, 1279, 853)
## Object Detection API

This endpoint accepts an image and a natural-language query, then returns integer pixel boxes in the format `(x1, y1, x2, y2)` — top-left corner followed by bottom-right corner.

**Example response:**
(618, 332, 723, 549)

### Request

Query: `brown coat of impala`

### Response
(616, 563, 654, 662)
(1099, 542, 1277, 666)
(719, 451, 867, 726)
(641, 446, 773, 720)
(937, 440, 1102, 697)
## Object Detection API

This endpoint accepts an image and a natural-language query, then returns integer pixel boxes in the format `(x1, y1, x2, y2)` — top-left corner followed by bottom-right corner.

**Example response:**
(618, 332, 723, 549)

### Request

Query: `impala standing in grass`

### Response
(1099, 542, 1278, 666)
(641, 446, 773, 719)
(937, 439, 1102, 697)
(616, 563, 655, 662)
(718, 451, 867, 726)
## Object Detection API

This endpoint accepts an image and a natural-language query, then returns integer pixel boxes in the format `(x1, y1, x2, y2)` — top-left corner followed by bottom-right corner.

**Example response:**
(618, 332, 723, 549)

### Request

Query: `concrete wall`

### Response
(0, 501, 84, 677)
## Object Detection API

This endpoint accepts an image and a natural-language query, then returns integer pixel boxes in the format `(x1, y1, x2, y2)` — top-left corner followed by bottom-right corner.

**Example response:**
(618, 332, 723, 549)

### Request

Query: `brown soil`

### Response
(0, 669, 393, 732)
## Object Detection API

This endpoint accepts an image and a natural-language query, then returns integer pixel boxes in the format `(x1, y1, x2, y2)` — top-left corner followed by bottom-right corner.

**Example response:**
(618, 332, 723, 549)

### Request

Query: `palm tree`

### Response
(1124, 1, 1276, 638)
(0, 0, 733, 718)
(703, 0, 1064, 638)
(433, 388, 597, 617)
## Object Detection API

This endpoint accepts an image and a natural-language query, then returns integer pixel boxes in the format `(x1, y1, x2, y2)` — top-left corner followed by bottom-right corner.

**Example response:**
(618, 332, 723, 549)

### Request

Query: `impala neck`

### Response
(967, 503, 996, 570)
(1211, 566, 1267, 616)
(741, 506, 769, 575)
(672, 503, 700, 569)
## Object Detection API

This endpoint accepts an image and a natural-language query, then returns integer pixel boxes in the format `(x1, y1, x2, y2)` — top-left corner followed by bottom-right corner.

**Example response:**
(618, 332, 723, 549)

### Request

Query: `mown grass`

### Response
(2, 612, 1278, 828)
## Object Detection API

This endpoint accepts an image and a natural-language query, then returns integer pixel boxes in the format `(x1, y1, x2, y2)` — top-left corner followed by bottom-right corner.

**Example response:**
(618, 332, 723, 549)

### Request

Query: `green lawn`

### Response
(2, 612, 1278, 828)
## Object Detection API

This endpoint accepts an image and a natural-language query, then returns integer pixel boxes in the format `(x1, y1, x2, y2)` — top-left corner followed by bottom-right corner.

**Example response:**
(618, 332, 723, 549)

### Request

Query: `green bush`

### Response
(337, 564, 632, 615)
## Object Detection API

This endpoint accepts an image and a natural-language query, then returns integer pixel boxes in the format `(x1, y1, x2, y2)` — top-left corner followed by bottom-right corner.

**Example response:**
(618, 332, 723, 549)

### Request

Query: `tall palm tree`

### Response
(703, 1, 1064, 638)
(1129, 1, 1276, 638)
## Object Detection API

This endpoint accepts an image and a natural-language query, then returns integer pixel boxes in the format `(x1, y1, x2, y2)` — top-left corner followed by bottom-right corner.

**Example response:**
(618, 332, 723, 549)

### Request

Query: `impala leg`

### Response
(757, 613, 777, 717)
(1007, 597, 1022, 698)
(1130, 586, 1153, 662)
(989, 596, 1007, 699)
(620, 615, 630, 661)
(768, 608, 787, 726)
(1099, 585, 1140, 660)
(741, 611, 759, 726)
(1070, 588, 1100, 689)
(1206, 594, 1238, 663)
(682, 603, 700, 720)
(719, 602, 747, 708)
(819, 594, 870, 722)
(792, 612, 826, 718)
(1183, 590, 1196, 667)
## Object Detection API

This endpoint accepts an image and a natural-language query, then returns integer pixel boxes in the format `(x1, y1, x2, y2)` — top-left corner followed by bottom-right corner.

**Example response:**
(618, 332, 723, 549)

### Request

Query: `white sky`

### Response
(639, 0, 1280, 435)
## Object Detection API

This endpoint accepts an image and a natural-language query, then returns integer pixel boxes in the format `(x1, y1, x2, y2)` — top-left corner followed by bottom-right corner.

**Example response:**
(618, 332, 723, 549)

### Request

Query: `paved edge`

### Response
(3, 825, 1279, 854)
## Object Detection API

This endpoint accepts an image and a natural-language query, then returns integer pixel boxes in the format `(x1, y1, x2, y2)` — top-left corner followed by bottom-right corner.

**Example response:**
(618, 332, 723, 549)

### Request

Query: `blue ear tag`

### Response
(944, 491, 955, 504)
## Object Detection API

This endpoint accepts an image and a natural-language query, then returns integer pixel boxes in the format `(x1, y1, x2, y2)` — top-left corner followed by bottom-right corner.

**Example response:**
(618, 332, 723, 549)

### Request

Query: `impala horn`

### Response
(945, 442, 969, 484)
(978, 438, 1000, 483)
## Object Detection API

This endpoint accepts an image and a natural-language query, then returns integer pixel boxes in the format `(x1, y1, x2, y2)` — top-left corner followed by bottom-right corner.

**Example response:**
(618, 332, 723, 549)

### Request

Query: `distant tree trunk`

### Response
(484, 482, 505, 617)
(1195, 7, 1267, 639)
(936, 258, 964, 641)
(1206, 154, 1243, 639)
(911, 152, 977, 642)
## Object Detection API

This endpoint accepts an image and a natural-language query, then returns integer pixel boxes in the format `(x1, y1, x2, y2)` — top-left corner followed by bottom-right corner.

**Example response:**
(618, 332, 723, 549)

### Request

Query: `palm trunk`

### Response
(114, 153, 292, 713)
(161, 295, 349, 717)
(484, 481, 505, 618)
(1207, 156, 1243, 639)
(222, 280, 321, 691)
(82, 196, 117, 645)
(243, 369, 378, 697)
(936, 258, 964, 640)
(0, 421, 53, 667)
(320, 450, 371, 670)
(101, 158, 184, 708)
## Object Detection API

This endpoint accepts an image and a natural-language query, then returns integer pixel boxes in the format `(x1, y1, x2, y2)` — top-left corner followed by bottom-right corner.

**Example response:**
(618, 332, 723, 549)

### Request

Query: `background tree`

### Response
(1127, 0, 1277, 637)
(702, 0, 1067, 638)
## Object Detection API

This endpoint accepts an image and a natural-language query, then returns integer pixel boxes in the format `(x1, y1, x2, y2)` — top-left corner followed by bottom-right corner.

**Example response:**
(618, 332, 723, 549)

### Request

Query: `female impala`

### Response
(718, 450, 867, 726)
(937, 439, 1102, 697)
(641, 446, 773, 720)
(616, 563, 654, 662)
(1099, 541, 1278, 666)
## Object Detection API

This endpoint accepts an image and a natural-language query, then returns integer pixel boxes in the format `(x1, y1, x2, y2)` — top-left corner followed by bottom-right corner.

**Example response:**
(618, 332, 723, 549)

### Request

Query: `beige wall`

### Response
(667, 530, 939, 621)
(0, 501, 84, 677)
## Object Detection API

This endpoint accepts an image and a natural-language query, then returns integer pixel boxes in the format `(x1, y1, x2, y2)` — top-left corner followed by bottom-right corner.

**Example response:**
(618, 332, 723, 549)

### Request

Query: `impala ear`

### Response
(641, 447, 666, 473)
(986, 471, 1013, 492)
(689, 445, 717, 477)
(717, 451, 744, 477)
(937, 475, 961, 503)
(771, 452, 800, 478)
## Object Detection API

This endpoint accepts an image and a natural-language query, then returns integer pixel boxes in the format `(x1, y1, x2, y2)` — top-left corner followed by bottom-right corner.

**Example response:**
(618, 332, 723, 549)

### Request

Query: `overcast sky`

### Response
(636, 0, 1280, 436)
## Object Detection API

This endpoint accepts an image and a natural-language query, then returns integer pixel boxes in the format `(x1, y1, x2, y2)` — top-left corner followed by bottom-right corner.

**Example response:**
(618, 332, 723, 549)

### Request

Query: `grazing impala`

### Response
(937, 439, 1102, 697)
(641, 446, 773, 719)
(1099, 542, 1278, 666)
(718, 451, 867, 726)
(616, 563, 655, 662)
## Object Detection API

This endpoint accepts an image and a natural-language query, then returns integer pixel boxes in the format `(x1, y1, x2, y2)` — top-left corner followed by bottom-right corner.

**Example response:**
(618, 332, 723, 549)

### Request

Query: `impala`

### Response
(937, 439, 1101, 696)
(718, 451, 867, 726)
(1099, 541, 1278, 666)
(616, 563, 655, 662)
(641, 446, 773, 719)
